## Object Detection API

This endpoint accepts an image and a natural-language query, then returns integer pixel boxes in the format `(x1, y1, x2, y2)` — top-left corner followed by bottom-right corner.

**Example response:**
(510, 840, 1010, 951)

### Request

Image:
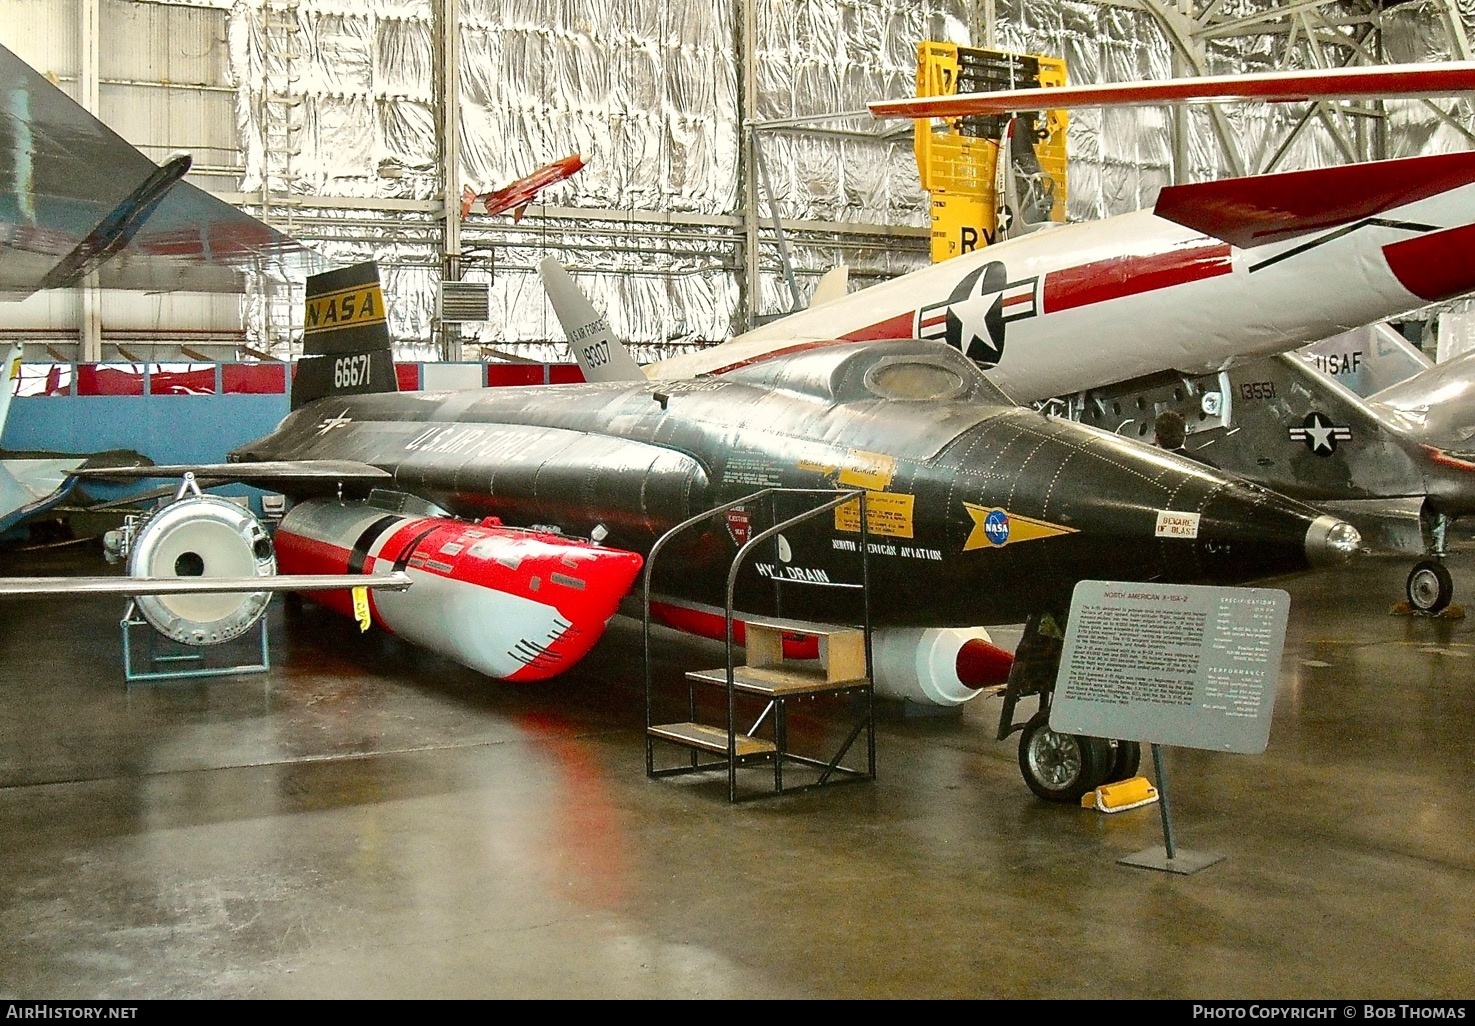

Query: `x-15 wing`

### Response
(0, 572, 410, 597)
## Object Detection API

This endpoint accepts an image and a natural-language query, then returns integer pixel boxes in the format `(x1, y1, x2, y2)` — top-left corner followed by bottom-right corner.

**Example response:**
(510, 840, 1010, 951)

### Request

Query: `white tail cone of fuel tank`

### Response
(872, 627, 1009, 707)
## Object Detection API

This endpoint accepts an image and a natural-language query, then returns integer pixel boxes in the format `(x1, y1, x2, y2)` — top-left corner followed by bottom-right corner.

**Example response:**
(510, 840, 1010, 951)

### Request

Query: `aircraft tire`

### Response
(1407, 559, 1454, 615)
(1018, 710, 1114, 803)
(1105, 740, 1142, 783)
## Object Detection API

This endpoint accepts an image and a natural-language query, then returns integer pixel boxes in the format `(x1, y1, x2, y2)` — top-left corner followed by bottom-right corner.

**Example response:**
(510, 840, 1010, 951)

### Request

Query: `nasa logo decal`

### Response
(914, 262, 1039, 369)
(984, 508, 1011, 546)
(963, 503, 1077, 551)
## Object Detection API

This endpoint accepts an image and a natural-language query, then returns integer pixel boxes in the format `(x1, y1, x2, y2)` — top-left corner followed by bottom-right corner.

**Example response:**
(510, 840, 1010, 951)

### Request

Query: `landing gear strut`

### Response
(999, 611, 1142, 803)
(1106, 738, 1141, 782)
(1408, 511, 1456, 614)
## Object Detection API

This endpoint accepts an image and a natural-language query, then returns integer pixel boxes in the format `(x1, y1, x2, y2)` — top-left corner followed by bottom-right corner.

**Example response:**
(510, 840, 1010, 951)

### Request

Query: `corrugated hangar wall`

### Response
(0, 0, 1473, 365)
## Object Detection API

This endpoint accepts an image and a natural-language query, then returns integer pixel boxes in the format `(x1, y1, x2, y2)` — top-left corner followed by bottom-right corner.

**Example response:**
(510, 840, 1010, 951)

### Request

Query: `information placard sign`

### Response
(1049, 581, 1290, 754)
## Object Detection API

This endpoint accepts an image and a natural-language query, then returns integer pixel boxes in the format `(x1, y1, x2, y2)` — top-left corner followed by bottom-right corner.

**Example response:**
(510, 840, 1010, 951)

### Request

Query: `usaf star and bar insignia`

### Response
(1288, 411, 1352, 456)
(915, 261, 1039, 369)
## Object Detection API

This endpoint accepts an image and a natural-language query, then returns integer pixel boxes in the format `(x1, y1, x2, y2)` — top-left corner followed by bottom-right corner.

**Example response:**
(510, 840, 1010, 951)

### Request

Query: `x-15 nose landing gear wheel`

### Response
(1018, 710, 1113, 803)
(1407, 559, 1454, 615)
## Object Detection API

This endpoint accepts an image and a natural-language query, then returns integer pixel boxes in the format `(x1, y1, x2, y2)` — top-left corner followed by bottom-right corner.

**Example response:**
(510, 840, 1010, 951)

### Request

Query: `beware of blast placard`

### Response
(1155, 510, 1200, 539)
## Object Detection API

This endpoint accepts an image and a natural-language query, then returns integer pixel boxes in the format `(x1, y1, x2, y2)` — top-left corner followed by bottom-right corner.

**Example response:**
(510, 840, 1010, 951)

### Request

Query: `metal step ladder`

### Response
(642, 489, 876, 802)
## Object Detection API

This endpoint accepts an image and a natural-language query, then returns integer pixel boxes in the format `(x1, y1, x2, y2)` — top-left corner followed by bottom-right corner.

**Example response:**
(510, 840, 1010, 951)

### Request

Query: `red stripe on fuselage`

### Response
(1383, 221, 1475, 302)
(274, 530, 370, 620)
(702, 339, 853, 375)
(1041, 243, 1233, 314)
(842, 311, 917, 342)
(712, 247, 1231, 367)
(700, 316, 930, 375)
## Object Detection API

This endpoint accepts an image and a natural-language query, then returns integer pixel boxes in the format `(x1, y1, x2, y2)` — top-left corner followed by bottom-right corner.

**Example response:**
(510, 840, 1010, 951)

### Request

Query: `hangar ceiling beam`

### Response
(1195, 0, 1377, 39)
(79, 0, 101, 364)
(1141, 0, 1248, 178)
(970, 0, 997, 48)
(1130, 0, 1475, 181)
(254, 0, 305, 356)
(1443, 0, 1472, 59)
(740, 0, 760, 333)
(1255, 19, 1391, 171)
(438, 0, 462, 362)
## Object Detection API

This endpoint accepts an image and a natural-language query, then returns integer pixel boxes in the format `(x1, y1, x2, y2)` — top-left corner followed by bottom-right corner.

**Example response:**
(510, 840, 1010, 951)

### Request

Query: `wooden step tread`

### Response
(648, 722, 777, 757)
(743, 617, 864, 639)
(685, 665, 871, 696)
(743, 620, 868, 682)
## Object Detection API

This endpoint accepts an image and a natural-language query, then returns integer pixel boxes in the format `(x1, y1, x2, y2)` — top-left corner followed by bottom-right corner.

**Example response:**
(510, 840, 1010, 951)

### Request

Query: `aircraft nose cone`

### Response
(1305, 514, 1362, 567)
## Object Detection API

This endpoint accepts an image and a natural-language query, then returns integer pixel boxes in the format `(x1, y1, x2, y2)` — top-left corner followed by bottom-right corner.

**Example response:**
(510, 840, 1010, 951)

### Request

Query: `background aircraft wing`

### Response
(1296, 326, 1433, 399)
(0, 457, 82, 533)
(0, 337, 157, 534)
(71, 460, 393, 494)
(0, 571, 411, 597)
(1152, 151, 1475, 248)
(1367, 346, 1475, 448)
(0, 448, 156, 532)
(0, 43, 334, 298)
(868, 62, 1475, 120)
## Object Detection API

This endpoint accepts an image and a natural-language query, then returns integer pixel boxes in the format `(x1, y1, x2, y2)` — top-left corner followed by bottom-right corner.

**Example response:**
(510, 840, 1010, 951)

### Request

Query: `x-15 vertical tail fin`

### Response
(291, 262, 398, 410)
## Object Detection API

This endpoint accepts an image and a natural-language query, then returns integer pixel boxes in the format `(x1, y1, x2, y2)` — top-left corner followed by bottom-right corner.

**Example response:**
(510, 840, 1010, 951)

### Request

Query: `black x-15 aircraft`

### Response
(82, 263, 1360, 800)
(265, 329, 1354, 621)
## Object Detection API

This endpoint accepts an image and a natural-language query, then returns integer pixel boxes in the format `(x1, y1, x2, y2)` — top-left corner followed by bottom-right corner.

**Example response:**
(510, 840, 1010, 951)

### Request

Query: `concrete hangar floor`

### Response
(0, 537, 1472, 1001)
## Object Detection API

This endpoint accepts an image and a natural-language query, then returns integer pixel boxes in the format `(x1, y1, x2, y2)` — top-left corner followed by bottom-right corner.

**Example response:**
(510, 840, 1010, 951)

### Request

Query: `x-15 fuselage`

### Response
(233, 340, 1357, 628)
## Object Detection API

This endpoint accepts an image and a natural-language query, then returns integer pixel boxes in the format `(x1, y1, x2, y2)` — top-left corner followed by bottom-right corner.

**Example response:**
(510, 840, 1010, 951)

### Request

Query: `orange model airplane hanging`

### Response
(459, 153, 586, 221)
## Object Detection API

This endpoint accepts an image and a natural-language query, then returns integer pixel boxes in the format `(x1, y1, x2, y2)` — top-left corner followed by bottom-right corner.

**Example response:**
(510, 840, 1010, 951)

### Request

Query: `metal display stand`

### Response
(1117, 744, 1225, 875)
(121, 600, 270, 684)
(1050, 580, 1291, 875)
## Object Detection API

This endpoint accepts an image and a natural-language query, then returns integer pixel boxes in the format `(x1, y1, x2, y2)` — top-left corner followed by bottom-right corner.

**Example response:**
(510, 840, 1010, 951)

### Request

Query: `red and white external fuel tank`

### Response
(274, 501, 644, 682)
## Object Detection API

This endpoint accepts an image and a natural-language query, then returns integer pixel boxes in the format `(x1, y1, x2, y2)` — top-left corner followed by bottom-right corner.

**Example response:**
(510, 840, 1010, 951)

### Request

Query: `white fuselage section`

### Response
(649, 183, 1475, 403)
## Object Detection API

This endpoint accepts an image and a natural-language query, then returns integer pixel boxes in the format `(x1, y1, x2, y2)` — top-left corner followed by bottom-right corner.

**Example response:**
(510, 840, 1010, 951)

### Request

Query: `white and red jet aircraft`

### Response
(637, 63, 1475, 405)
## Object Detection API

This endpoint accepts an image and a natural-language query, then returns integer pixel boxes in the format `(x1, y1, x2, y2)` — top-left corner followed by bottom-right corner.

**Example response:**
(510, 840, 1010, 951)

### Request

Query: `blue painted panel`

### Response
(2, 394, 289, 462)
(1, 394, 291, 514)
